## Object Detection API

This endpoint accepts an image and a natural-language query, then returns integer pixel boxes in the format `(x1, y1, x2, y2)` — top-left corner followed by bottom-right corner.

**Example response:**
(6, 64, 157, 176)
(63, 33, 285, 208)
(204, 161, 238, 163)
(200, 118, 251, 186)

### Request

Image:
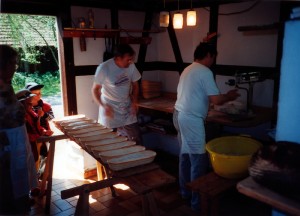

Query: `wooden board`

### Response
(85, 136, 128, 147)
(237, 177, 300, 216)
(66, 125, 106, 134)
(71, 128, 113, 138)
(79, 132, 119, 142)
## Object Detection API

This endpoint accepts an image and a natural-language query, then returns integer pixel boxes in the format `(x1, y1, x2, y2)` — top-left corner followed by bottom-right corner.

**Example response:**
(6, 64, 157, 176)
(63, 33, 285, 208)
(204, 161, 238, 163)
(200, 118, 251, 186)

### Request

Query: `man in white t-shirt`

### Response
(91, 44, 142, 145)
(173, 43, 240, 212)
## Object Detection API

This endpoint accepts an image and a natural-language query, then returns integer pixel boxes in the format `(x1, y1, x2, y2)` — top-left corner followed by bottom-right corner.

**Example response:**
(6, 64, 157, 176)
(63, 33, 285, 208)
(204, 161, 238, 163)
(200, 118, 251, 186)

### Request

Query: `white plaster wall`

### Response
(71, 7, 111, 66)
(71, 3, 279, 105)
(216, 75, 274, 108)
(217, 1, 280, 67)
(75, 75, 98, 120)
(142, 70, 180, 93)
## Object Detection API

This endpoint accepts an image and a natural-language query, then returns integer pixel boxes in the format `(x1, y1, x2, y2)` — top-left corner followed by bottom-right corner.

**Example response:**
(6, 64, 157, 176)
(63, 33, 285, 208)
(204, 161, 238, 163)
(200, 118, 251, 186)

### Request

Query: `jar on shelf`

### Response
(78, 17, 86, 28)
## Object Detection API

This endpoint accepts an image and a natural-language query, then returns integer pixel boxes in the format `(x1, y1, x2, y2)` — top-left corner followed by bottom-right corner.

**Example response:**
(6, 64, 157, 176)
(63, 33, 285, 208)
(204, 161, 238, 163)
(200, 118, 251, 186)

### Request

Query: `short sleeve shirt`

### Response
(94, 59, 141, 128)
(175, 62, 220, 118)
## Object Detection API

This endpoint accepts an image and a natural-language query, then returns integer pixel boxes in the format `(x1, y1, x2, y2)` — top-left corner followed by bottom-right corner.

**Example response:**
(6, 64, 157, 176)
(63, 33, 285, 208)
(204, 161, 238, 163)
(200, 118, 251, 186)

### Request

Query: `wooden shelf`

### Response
(63, 28, 119, 38)
(63, 28, 163, 38)
(237, 23, 281, 32)
(63, 28, 159, 44)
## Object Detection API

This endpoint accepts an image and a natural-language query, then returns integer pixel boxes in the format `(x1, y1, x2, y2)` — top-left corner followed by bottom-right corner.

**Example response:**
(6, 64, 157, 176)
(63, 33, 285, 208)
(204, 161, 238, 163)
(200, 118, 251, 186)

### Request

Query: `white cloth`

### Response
(177, 112, 206, 154)
(174, 62, 220, 154)
(94, 58, 141, 128)
(1, 125, 37, 198)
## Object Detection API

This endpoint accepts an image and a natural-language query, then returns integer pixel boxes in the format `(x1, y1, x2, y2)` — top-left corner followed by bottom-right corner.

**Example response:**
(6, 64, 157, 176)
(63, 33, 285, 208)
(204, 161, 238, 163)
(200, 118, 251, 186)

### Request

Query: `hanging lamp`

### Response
(187, 0, 196, 26)
(173, 0, 183, 29)
(159, 0, 169, 27)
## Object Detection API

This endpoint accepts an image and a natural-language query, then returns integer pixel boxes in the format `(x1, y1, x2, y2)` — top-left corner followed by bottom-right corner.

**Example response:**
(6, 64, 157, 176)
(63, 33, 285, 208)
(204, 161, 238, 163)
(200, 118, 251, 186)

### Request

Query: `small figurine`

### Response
(78, 17, 86, 28)
(88, 9, 94, 28)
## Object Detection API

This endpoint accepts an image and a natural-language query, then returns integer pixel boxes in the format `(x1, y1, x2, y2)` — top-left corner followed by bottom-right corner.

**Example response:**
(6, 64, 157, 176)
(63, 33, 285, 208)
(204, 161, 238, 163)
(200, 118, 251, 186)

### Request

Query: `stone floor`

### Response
(26, 139, 272, 216)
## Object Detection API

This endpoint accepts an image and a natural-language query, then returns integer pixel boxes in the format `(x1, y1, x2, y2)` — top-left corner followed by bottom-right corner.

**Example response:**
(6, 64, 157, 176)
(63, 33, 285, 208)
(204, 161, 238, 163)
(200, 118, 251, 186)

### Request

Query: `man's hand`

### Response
(37, 107, 44, 117)
(226, 89, 240, 101)
(104, 104, 114, 118)
(44, 130, 54, 136)
(130, 102, 138, 116)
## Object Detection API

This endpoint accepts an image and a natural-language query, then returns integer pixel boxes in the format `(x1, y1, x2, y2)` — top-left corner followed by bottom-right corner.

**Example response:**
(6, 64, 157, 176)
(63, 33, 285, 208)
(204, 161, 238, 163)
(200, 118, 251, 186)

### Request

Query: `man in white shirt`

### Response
(174, 43, 240, 212)
(91, 44, 142, 145)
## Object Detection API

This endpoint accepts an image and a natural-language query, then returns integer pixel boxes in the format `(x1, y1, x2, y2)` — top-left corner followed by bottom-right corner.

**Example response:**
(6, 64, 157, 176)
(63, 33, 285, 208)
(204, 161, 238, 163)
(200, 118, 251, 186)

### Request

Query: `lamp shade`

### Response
(187, 10, 196, 26)
(160, 11, 169, 27)
(173, 12, 183, 29)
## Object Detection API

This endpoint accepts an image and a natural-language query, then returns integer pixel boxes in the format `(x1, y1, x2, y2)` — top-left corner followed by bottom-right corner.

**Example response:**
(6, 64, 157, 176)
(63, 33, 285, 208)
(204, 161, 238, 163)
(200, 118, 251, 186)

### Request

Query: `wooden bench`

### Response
(186, 172, 240, 216)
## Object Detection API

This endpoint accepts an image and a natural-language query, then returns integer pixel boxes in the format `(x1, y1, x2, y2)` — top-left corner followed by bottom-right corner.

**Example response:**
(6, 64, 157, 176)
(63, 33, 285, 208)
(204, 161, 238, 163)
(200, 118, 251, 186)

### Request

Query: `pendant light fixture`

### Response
(159, 0, 169, 27)
(173, 0, 183, 29)
(187, 0, 196, 26)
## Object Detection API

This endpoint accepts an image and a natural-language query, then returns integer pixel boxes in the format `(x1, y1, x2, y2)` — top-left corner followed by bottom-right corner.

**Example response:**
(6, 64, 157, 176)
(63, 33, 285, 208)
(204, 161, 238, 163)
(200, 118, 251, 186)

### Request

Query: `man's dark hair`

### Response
(114, 44, 135, 57)
(0, 45, 18, 71)
(194, 43, 217, 61)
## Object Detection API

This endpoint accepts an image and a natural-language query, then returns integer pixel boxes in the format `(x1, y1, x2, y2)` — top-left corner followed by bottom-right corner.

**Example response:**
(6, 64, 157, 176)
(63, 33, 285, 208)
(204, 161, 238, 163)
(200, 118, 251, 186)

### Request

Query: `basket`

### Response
(141, 80, 162, 99)
(206, 136, 262, 179)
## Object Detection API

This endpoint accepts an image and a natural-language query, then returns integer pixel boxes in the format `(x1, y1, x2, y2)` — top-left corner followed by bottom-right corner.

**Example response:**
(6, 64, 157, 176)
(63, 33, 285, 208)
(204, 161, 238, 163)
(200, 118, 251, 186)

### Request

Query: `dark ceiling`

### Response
(2, 0, 253, 14)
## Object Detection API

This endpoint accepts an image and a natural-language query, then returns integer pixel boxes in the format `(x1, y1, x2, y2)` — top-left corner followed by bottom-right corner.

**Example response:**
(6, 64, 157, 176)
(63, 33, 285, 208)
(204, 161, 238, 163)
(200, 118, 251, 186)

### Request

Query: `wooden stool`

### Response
(187, 172, 239, 216)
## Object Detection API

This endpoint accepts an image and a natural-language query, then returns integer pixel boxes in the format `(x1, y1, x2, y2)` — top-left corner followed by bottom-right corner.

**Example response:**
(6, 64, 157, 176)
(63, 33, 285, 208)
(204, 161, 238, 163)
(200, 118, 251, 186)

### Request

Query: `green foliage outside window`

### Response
(12, 71, 61, 97)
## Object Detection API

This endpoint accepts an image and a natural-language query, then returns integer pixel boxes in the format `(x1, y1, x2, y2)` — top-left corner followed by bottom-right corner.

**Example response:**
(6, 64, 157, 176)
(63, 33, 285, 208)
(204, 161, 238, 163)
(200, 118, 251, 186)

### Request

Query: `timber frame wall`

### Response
(2, 1, 300, 115)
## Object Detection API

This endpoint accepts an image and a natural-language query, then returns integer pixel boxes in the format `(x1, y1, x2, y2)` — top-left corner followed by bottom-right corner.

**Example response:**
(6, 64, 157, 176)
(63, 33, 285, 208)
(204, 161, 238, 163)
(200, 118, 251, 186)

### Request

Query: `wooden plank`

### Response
(61, 178, 122, 199)
(237, 177, 300, 216)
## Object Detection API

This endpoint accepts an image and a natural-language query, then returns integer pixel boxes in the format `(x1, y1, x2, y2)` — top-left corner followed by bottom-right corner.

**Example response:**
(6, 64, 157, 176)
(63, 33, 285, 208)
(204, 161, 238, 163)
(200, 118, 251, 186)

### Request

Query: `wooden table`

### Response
(54, 117, 176, 216)
(237, 177, 300, 216)
(138, 96, 273, 128)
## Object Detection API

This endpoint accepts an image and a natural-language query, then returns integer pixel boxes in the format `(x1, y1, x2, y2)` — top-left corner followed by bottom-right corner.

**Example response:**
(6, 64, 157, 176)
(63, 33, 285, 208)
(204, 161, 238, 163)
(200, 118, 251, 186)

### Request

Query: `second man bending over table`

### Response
(91, 44, 142, 145)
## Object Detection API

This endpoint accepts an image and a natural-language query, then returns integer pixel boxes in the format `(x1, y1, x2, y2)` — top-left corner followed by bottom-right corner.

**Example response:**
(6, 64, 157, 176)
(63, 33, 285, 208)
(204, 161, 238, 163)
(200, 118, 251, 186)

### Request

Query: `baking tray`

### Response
(107, 150, 156, 171)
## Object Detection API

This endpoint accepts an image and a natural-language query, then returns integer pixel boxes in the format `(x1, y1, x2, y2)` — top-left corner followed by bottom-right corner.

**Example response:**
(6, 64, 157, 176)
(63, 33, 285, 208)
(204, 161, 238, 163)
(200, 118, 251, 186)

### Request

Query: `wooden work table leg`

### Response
(39, 139, 56, 214)
(74, 185, 90, 216)
(141, 192, 160, 216)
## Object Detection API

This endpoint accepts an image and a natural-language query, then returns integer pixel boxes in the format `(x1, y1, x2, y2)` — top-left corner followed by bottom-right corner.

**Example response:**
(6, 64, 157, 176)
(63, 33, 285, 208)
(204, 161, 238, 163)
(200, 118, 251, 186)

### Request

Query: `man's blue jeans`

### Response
(173, 109, 208, 210)
(179, 153, 208, 210)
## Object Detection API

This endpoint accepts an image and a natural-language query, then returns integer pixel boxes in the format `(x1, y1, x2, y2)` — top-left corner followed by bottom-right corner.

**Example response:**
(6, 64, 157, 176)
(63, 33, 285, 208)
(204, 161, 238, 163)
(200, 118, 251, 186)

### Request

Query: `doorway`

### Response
(0, 13, 64, 118)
